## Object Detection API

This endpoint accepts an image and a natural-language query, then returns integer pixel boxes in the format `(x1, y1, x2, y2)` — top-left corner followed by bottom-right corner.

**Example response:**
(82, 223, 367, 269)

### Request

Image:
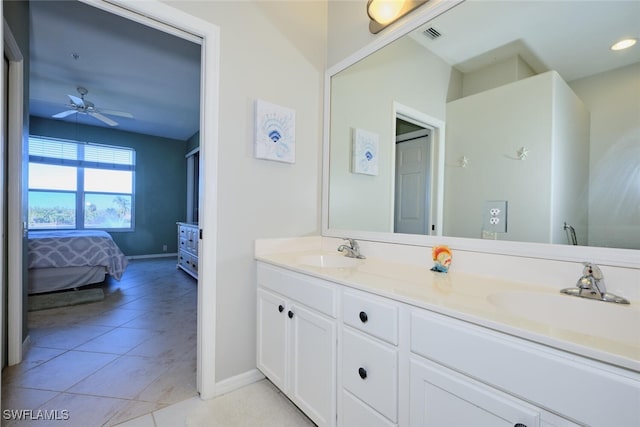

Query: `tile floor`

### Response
(2, 258, 198, 426)
(114, 379, 314, 427)
(2, 258, 314, 427)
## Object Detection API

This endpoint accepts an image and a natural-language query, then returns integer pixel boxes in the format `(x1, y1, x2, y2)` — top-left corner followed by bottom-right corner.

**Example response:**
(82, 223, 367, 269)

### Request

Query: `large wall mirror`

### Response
(324, 0, 639, 267)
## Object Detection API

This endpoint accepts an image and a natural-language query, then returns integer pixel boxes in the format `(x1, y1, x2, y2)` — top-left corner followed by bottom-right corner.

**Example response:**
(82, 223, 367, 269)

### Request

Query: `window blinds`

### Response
(29, 136, 135, 171)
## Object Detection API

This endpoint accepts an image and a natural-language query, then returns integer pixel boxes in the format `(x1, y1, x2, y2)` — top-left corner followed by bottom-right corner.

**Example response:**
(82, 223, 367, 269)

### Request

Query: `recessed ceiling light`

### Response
(611, 38, 637, 51)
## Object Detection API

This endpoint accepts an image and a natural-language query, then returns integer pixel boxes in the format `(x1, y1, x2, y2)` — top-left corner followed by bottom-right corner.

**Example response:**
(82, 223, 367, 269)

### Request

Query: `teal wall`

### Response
(29, 117, 187, 256)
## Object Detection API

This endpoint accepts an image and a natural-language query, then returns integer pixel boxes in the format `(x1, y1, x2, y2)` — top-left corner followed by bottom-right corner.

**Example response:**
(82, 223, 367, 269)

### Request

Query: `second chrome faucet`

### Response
(561, 262, 630, 304)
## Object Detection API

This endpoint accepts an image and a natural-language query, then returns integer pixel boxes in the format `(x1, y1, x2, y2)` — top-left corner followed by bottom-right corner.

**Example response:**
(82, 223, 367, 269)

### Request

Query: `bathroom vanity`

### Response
(255, 238, 639, 427)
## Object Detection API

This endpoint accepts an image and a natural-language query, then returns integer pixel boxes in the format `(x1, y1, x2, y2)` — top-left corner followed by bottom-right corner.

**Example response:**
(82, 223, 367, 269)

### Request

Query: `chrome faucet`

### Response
(337, 238, 366, 259)
(560, 262, 630, 304)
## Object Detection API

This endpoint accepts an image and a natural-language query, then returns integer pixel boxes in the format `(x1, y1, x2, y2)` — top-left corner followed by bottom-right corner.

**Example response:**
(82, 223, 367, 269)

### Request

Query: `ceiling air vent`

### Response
(423, 27, 442, 40)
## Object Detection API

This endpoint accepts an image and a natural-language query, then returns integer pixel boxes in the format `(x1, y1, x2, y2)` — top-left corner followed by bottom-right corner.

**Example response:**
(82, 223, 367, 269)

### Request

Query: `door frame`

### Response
(3, 13, 25, 368)
(3, 0, 221, 399)
(391, 102, 445, 236)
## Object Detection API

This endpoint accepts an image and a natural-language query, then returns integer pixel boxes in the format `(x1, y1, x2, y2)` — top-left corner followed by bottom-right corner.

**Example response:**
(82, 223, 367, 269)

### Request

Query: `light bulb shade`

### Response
(367, 0, 405, 25)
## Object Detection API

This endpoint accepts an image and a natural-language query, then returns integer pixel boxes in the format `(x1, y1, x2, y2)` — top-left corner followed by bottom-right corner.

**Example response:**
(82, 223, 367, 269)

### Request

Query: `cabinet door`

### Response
(289, 302, 337, 427)
(410, 357, 540, 427)
(256, 288, 288, 391)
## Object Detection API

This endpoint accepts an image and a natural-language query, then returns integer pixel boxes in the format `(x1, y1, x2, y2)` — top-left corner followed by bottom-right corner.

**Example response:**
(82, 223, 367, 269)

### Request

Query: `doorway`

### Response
(394, 118, 432, 235)
(392, 103, 446, 237)
(4, 0, 219, 400)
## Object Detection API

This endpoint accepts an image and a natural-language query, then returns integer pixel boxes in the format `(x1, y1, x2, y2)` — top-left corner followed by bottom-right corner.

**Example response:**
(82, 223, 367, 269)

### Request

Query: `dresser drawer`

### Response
(343, 290, 398, 345)
(178, 249, 190, 270)
(342, 390, 396, 427)
(342, 327, 398, 422)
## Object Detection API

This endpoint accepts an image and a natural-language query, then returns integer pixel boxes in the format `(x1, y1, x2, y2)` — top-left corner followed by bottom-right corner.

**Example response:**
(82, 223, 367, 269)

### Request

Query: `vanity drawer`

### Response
(410, 309, 640, 427)
(342, 390, 396, 427)
(343, 289, 398, 345)
(342, 327, 398, 422)
(257, 262, 337, 318)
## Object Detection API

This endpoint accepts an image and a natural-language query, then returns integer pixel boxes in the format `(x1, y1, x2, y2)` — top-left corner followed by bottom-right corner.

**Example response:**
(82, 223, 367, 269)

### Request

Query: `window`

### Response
(28, 136, 135, 230)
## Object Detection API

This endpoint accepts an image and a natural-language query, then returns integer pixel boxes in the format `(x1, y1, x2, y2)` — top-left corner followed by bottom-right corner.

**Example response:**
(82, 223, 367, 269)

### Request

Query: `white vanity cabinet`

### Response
(255, 259, 639, 427)
(409, 356, 542, 427)
(340, 289, 400, 427)
(410, 309, 638, 427)
(256, 263, 338, 427)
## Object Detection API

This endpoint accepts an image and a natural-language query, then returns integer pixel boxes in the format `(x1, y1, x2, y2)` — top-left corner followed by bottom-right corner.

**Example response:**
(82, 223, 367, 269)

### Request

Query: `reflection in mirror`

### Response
(328, 0, 639, 250)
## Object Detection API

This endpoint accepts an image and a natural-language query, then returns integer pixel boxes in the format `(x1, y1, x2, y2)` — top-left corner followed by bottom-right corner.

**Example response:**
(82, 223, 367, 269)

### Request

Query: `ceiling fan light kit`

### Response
(52, 86, 133, 127)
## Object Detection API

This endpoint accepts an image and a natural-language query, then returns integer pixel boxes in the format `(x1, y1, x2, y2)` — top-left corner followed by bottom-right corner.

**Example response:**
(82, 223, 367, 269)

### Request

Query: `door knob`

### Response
(278, 305, 284, 313)
(288, 310, 294, 319)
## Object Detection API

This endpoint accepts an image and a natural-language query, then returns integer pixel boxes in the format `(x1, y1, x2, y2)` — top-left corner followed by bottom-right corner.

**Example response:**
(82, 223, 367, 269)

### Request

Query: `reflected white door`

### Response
(394, 130, 431, 234)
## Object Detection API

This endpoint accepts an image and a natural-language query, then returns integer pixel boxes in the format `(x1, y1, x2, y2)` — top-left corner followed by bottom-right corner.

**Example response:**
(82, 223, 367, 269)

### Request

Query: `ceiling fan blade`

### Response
(90, 112, 118, 126)
(99, 109, 134, 119)
(68, 94, 84, 108)
(52, 110, 77, 119)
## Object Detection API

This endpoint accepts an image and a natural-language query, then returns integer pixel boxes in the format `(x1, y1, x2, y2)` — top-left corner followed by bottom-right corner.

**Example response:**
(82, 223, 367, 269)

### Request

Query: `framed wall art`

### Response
(352, 128, 379, 175)
(254, 99, 296, 163)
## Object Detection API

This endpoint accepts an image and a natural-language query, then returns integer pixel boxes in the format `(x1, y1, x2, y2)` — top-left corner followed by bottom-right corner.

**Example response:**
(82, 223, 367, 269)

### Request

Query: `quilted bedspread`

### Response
(28, 230, 128, 280)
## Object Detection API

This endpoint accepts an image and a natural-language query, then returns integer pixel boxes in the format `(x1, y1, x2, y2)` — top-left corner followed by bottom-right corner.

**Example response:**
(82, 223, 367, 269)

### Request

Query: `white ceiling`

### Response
(28, 0, 201, 141)
(411, 0, 640, 82)
(28, 1, 639, 142)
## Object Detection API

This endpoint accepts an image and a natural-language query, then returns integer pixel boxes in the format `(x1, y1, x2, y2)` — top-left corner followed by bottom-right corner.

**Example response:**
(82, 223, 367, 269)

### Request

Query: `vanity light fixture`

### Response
(367, 0, 428, 34)
(610, 38, 637, 51)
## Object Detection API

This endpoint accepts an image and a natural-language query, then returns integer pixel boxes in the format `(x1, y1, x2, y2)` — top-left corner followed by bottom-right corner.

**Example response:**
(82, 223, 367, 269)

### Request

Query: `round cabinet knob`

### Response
(359, 311, 368, 323)
(514, 424, 527, 427)
(288, 310, 294, 319)
(278, 305, 284, 313)
(358, 367, 367, 380)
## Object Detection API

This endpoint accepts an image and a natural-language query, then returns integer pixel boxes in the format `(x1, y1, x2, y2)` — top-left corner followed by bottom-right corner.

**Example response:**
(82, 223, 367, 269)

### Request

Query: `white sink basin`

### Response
(488, 291, 639, 345)
(296, 253, 362, 269)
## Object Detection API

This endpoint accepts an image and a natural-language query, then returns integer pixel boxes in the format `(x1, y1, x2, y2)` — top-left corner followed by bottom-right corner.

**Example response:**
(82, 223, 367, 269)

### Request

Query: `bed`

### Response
(28, 230, 129, 294)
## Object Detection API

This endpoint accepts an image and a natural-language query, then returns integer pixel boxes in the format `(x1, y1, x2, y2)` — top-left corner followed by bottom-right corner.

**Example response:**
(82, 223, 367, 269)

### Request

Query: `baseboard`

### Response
(126, 253, 178, 260)
(213, 369, 265, 397)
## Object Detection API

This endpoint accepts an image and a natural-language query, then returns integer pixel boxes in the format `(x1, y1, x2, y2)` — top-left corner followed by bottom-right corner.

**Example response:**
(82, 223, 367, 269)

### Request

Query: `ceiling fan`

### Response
(52, 86, 133, 127)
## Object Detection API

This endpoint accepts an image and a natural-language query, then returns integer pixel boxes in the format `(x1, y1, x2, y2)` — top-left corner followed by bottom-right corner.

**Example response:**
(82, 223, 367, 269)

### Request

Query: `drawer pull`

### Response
(288, 310, 294, 319)
(278, 305, 284, 313)
(358, 367, 367, 380)
(359, 311, 368, 323)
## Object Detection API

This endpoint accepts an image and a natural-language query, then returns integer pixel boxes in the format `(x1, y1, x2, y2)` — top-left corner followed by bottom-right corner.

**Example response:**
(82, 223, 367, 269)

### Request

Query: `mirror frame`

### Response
(322, 0, 639, 269)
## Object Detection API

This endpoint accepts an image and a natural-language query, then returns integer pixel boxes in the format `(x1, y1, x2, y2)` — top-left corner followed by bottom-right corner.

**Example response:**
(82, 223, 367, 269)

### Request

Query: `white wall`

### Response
(444, 72, 552, 241)
(462, 55, 535, 97)
(549, 76, 590, 245)
(569, 63, 640, 250)
(165, 0, 327, 383)
(329, 36, 459, 232)
(443, 71, 589, 244)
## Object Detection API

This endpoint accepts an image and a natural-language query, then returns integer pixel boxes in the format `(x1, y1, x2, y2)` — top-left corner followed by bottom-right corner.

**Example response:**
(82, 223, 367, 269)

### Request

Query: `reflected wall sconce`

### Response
(367, 0, 428, 34)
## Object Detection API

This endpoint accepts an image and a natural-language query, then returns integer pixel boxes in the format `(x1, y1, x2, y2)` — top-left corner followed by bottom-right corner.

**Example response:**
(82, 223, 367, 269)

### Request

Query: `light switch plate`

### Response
(483, 200, 508, 233)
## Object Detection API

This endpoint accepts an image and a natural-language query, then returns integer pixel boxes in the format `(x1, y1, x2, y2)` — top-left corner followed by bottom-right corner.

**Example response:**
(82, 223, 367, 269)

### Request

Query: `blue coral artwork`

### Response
(352, 128, 379, 176)
(254, 99, 296, 163)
